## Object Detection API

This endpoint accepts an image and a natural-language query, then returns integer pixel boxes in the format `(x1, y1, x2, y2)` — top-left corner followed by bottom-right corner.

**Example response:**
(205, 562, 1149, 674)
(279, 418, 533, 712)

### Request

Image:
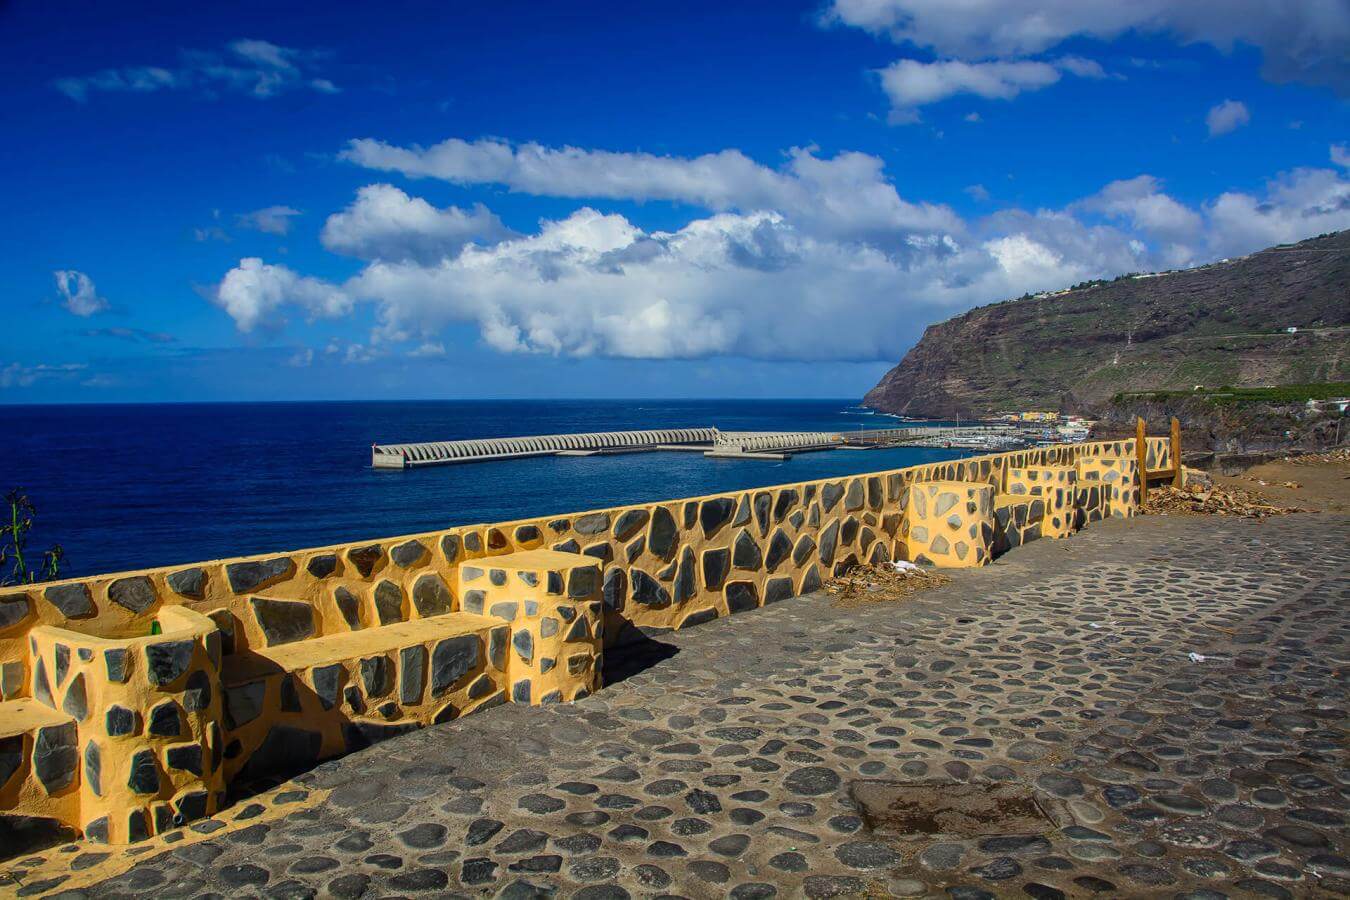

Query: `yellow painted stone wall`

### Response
(0, 437, 1146, 842)
(26, 607, 224, 843)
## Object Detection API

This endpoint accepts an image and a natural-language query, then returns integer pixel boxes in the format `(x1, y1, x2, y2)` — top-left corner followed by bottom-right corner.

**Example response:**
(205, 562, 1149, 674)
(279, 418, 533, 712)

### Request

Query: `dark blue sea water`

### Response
(0, 400, 966, 578)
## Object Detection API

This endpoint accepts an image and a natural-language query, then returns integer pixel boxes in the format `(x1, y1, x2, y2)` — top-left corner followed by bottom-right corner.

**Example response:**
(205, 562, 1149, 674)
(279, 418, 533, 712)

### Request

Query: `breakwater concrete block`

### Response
(900, 481, 994, 567)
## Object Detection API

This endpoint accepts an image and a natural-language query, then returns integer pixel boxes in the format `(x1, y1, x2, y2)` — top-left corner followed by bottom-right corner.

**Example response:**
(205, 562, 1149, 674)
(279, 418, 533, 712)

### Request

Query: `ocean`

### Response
(0, 400, 967, 578)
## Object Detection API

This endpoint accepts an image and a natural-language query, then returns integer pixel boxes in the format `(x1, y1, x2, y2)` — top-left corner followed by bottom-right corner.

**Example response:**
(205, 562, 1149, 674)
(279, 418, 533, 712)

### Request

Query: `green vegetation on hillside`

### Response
(1112, 383, 1350, 406)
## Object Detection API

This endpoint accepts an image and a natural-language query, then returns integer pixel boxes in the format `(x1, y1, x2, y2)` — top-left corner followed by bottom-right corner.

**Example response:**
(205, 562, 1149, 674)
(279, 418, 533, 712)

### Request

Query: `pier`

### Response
(372, 424, 1040, 468)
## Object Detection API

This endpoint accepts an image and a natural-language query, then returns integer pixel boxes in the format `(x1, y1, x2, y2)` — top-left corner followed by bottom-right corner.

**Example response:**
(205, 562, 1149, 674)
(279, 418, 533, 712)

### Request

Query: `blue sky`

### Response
(2, 0, 1347, 403)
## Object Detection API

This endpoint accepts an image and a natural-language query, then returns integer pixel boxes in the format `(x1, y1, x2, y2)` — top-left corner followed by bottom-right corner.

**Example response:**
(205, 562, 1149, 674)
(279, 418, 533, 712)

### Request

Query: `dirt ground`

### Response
(1211, 453, 1350, 512)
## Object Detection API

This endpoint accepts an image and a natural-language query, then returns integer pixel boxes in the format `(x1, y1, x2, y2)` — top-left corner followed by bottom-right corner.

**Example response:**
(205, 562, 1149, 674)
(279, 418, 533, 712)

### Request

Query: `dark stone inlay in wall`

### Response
(145, 639, 194, 686)
(250, 597, 316, 647)
(33, 722, 76, 793)
(765, 530, 793, 572)
(312, 664, 342, 710)
(373, 580, 405, 625)
(764, 576, 794, 604)
(334, 587, 362, 629)
(603, 568, 627, 611)
(346, 544, 383, 578)
(306, 555, 338, 579)
(224, 681, 265, 730)
(631, 570, 672, 607)
(0, 593, 31, 631)
(726, 581, 759, 613)
(32, 656, 54, 706)
(391, 540, 427, 568)
(54, 643, 70, 687)
(432, 635, 479, 696)
(361, 655, 392, 697)
(400, 645, 427, 704)
(226, 558, 295, 594)
(702, 548, 730, 590)
(105, 705, 137, 737)
(569, 566, 599, 599)
(43, 583, 93, 619)
(575, 513, 610, 535)
(488, 627, 508, 670)
(699, 498, 735, 538)
(166, 743, 203, 776)
(513, 630, 534, 665)
(674, 546, 697, 605)
(440, 534, 461, 564)
(753, 493, 771, 536)
(148, 700, 183, 737)
(613, 509, 649, 541)
(104, 647, 129, 683)
(648, 507, 678, 560)
(61, 672, 88, 720)
(83, 740, 101, 797)
(167, 566, 206, 599)
(412, 573, 453, 617)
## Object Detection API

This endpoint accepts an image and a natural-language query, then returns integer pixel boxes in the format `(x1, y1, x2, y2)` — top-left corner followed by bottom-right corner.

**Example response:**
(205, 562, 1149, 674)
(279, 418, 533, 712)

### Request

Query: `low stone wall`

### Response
(0, 437, 1142, 842)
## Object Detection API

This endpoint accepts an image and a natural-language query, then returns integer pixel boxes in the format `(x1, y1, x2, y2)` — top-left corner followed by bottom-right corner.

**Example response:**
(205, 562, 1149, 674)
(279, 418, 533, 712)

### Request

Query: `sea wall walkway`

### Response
(5, 511, 1346, 898)
(0, 437, 1166, 845)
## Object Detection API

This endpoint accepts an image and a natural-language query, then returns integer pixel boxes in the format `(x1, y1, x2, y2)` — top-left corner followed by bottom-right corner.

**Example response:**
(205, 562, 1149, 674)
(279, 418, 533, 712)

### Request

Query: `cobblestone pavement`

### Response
(13, 513, 1350, 899)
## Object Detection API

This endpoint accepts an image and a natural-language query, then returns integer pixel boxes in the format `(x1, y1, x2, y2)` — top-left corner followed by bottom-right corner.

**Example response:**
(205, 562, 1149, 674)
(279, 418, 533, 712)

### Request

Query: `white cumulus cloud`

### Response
(320, 184, 512, 264)
(877, 59, 1063, 122)
(209, 138, 1350, 363)
(212, 257, 352, 333)
(1206, 99, 1251, 137)
(53, 270, 109, 317)
(340, 139, 961, 244)
(823, 0, 1350, 94)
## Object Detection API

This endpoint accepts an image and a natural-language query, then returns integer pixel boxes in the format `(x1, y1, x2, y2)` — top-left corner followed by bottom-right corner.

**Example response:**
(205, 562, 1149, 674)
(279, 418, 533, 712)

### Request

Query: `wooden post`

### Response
(1135, 417, 1148, 509)
(1170, 417, 1183, 487)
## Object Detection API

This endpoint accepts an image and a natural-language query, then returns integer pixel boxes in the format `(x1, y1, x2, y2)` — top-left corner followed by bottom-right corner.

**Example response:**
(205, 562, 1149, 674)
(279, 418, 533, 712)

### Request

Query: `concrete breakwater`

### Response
(372, 424, 1034, 468)
(0, 435, 1169, 845)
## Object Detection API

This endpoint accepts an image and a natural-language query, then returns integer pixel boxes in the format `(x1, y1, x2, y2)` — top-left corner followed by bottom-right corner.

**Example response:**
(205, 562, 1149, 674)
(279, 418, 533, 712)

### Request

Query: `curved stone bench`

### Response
(25, 606, 223, 843)
(219, 611, 507, 785)
(0, 697, 80, 835)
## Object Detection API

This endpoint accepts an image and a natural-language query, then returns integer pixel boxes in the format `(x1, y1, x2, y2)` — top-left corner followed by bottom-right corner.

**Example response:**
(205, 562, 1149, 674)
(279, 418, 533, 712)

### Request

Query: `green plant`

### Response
(1, 489, 64, 586)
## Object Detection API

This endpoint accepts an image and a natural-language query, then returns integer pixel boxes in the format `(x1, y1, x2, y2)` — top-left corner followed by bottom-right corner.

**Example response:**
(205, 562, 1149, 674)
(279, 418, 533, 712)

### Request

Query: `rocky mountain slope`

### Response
(864, 231, 1350, 419)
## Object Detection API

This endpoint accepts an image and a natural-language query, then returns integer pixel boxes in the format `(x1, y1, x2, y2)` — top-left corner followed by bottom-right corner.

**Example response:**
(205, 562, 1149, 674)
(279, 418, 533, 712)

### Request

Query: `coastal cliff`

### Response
(864, 231, 1350, 419)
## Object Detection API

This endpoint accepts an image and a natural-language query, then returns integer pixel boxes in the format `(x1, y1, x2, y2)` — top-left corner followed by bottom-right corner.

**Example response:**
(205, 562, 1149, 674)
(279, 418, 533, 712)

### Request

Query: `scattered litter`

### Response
(1188, 652, 1207, 663)
(1283, 481, 1302, 489)
(825, 562, 950, 608)
(1150, 484, 1301, 519)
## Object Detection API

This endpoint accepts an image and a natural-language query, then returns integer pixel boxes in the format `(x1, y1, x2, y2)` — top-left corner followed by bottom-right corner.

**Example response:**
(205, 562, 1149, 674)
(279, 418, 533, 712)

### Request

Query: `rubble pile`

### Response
(1150, 484, 1300, 519)
(1286, 447, 1350, 466)
(824, 561, 950, 608)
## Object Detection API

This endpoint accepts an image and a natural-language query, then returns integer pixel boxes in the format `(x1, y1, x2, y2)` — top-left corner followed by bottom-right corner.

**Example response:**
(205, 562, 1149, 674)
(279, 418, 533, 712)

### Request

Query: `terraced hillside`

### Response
(864, 231, 1349, 418)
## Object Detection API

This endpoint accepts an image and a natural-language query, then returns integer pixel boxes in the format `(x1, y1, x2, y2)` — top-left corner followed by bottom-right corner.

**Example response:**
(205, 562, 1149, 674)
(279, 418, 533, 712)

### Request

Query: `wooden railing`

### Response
(1136, 416, 1184, 509)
